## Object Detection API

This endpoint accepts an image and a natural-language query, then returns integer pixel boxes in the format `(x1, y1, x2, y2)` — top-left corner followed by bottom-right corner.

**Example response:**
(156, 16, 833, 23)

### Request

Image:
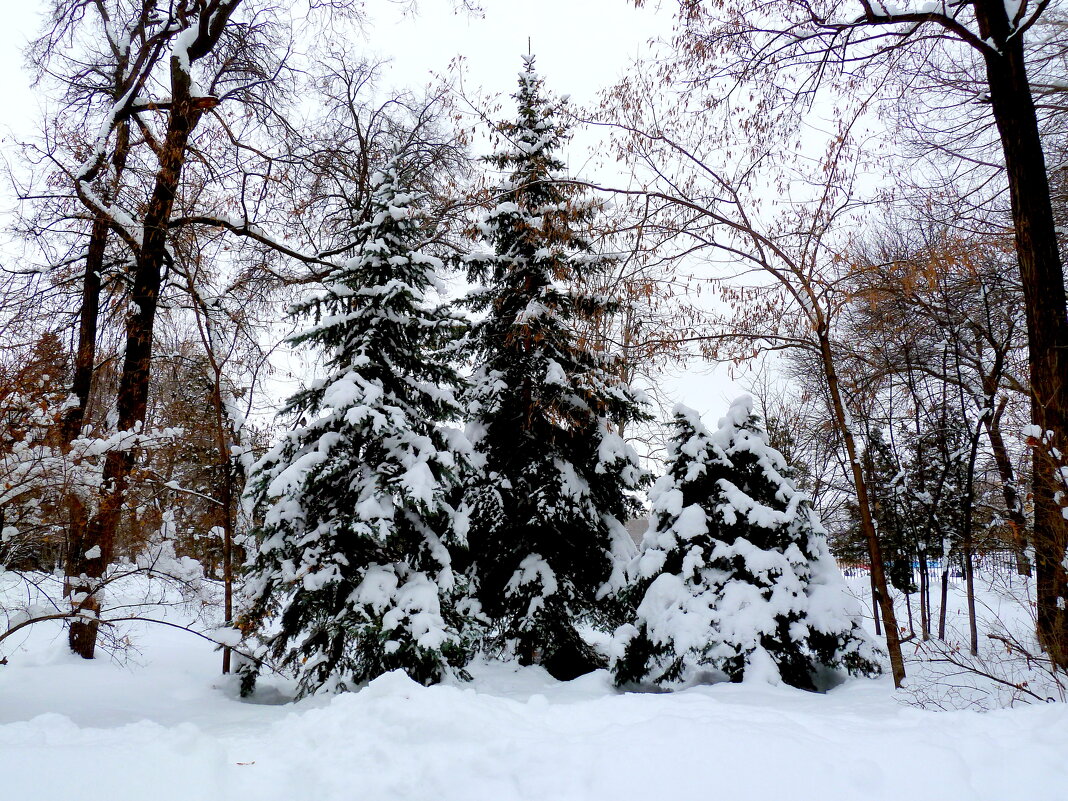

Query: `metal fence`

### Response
(836, 550, 1022, 580)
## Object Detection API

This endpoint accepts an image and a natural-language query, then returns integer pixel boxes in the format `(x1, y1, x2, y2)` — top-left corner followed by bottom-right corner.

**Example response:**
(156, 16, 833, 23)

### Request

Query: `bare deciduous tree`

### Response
(591, 66, 909, 682)
(646, 0, 1068, 669)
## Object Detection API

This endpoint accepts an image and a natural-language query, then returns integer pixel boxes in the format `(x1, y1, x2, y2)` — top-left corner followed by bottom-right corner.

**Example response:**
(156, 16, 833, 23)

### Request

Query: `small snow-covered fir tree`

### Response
(463, 56, 647, 680)
(239, 160, 473, 696)
(614, 397, 881, 690)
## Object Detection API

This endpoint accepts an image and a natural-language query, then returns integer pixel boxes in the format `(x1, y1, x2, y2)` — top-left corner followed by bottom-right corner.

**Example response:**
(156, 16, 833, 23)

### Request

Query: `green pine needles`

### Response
(239, 159, 474, 697)
(614, 398, 882, 690)
(461, 55, 648, 680)
(237, 58, 884, 697)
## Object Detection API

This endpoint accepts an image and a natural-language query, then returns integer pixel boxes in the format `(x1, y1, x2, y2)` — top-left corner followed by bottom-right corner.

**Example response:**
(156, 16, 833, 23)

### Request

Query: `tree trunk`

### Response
(817, 328, 906, 686)
(964, 536, 979, 655)
(918, 552, 929, 641)
(59, 217, 105, 445)
(208, 362, 235, 674)
(976, 0, 1068, 669)
(938, 561, 950, 640)
(68, 77, 212, 658)
(961, 418, 983, 657)
(869, 569, 882, 636)
(984, 403, 1031, 576)
(59, 44, 131, 448)
(63, 117, 130, 653)
(905, 590, 914, 638)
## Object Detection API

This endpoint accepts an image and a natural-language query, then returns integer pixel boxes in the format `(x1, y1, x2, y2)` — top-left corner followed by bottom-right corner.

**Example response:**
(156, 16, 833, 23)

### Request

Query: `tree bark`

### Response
(984, 402, 1031, 576)
(67, 13, 233, 655)
(869, 569, 882, 636)
(59, 37, 132, 448)
(817, 328, 906, 686)
(974, 1, 1068, 667)
(63, 115, 130, 647)
(206, 348, 236, 674)
(938, 561, 950, 640)
(964, 535, 979, 655)
(918, 550, 930, 640)
(60, 216, 105, 445)
(904, 591, 914, 638)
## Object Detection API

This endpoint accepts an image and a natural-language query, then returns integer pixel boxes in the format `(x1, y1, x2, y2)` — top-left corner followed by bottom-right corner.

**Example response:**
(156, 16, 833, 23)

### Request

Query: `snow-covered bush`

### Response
(613, 397, 882, 690)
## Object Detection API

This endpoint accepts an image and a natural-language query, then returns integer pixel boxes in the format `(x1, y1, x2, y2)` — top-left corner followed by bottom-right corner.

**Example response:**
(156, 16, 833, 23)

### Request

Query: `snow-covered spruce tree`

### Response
(614, 398, 881, 690)
(463, 56, 646, 680)
(238, 161, 473, 697)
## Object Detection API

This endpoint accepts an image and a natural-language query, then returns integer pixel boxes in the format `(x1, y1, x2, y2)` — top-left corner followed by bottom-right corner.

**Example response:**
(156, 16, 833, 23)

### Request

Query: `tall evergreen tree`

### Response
(860, 427, 917, 595)
(614, 398, 881, 690)
(238, 160, 473, 696)
(463, 56, 647, 680)
(905, 416, 972, 563)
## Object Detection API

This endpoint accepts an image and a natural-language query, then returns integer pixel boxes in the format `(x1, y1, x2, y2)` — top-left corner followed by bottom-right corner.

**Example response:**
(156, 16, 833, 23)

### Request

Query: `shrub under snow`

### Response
(613, 397, 882, 690)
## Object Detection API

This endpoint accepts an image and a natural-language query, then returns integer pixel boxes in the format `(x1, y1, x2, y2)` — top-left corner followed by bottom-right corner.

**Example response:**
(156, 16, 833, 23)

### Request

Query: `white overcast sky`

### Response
(0, 0, 745, 420)
(0, 1, 666, 130)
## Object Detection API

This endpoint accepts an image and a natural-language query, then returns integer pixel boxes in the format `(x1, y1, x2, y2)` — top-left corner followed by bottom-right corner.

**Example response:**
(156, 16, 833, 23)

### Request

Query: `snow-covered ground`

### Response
(1, 569, 1065, 801)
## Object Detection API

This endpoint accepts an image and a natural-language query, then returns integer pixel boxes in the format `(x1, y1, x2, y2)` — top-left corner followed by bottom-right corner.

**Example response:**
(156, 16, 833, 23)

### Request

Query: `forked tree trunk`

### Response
(67, 20, 233, 655)
(62, 115, 130, 642)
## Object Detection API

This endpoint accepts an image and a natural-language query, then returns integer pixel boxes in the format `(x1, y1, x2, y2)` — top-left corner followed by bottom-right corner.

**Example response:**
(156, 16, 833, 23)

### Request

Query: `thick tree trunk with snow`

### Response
(62, 214, 109, 640)
(59, 45, 132, 449)
(60, 216, 106, 446)
(63, 113, 132, 653)
(68, 95, 205, 654)
(66, 3, 239, 658)
(974, 0, 1068, 669)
